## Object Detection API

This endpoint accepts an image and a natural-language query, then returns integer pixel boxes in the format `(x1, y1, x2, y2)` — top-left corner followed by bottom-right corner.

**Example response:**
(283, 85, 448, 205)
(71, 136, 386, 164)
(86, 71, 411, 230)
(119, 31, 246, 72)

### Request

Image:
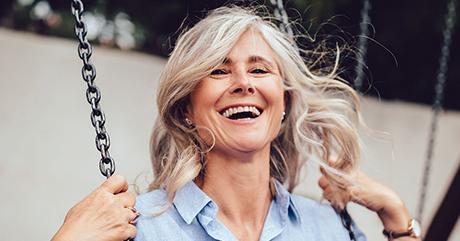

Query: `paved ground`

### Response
(0, 28, 459, 241)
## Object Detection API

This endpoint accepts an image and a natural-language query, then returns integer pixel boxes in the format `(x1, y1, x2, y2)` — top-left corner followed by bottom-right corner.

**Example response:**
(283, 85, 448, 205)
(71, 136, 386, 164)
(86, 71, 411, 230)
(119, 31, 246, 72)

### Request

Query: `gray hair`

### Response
(149, 5, 363, 209)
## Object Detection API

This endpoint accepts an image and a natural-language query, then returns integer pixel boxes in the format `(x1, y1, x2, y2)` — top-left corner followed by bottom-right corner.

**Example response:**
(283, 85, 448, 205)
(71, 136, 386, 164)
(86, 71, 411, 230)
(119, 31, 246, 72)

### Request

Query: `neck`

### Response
(198, 145, 272, 228)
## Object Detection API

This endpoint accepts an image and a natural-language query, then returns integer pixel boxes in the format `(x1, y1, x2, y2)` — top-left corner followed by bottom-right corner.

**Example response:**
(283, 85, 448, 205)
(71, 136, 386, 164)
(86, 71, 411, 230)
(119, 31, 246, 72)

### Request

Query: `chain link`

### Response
(71, 0, 115, 178)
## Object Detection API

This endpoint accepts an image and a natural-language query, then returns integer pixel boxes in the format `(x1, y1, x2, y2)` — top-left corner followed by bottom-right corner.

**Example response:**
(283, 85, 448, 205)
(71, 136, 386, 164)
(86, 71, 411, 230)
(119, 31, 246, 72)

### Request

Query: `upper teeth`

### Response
(222, 106, 261, 118)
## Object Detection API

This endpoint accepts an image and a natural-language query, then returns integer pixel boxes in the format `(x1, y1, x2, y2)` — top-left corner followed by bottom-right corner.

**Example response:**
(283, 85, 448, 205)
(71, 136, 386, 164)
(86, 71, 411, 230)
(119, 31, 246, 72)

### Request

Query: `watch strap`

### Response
(382, 218, 418, 240)
(382, 229, 413, 239)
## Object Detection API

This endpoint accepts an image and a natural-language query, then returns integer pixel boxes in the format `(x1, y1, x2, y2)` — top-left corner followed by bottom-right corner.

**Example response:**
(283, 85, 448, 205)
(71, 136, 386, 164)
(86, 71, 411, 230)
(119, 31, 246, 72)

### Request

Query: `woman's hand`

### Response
(318, 169, 403, 214)
(51, 175, 138, 241)
(318, 169, 422, 240)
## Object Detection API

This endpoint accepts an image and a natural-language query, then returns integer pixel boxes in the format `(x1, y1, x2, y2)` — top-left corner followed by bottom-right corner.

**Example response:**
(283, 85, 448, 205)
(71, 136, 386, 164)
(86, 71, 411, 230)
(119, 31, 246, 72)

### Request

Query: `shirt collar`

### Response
(173, 181, 214, 225)
(273, 179, 301, 224)
(172, 179, 301, 225)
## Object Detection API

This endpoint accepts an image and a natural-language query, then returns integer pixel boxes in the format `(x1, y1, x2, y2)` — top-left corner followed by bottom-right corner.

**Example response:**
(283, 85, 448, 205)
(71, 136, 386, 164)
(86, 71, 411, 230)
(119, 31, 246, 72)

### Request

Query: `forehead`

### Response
(224, 28, 279, 66)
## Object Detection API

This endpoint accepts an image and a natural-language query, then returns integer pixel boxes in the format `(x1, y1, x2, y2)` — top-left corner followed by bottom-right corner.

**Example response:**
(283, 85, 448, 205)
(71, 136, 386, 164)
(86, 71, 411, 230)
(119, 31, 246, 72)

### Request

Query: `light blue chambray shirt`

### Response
(134, 180, 367, 241)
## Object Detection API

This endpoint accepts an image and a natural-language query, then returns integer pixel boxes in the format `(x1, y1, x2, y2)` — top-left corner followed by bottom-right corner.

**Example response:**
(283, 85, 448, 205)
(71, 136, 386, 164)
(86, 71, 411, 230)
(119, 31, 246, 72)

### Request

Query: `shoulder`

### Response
(135, 188, 168, 213)
(289, 194, 366, 240)
(289, 194, 367, 241)
(134, 189, 180, 241)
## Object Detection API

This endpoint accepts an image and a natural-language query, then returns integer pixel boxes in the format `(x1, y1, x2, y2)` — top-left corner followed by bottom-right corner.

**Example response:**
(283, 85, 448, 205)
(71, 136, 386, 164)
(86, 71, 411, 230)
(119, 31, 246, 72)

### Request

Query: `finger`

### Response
(120, 224, 137, 240)
(318, 176, 329, 190)
(322, 187, 333, 200)
(116, 191, 136, 208)
(320, 166, 326, 175)
(124, 207, 140, 223)
(100, 175, 129, 194)
(327, 158, 338, 165)
(324, 191, 344, 210)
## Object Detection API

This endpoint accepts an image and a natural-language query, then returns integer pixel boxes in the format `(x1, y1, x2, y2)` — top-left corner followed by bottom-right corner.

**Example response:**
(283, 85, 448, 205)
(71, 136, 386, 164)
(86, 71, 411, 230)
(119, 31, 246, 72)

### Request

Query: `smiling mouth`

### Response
(219, 106, 263, 120)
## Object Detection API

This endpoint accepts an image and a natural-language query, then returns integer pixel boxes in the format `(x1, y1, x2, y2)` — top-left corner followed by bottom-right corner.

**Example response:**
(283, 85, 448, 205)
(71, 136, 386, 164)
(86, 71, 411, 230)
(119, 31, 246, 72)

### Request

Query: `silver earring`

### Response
(185, 118, 194, 127)
(282, 111, 286, 121)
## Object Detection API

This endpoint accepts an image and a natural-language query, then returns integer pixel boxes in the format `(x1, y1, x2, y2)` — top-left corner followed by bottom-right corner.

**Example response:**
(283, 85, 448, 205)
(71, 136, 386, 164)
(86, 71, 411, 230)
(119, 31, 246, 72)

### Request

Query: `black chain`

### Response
(354, 0, 371, 93)
(340, 207, 357, 241)
(417, 0, 457, 224)
(71, 0, 115, 178)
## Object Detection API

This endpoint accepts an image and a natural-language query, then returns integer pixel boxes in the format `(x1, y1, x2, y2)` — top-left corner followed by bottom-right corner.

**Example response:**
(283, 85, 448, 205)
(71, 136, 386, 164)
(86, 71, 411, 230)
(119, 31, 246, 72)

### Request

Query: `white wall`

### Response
(0, 28, 459, 241)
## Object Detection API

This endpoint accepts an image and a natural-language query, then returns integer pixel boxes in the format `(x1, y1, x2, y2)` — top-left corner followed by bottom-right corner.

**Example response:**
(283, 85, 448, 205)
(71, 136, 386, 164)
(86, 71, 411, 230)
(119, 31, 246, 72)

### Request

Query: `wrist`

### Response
(378, 198, 412, 231)
(378, 200, 422, 240)
(382, 219, 422, 240)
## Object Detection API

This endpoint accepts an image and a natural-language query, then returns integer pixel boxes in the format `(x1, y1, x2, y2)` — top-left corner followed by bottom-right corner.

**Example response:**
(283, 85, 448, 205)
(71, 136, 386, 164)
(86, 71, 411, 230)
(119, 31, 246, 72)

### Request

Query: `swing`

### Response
(71, 0, 115, 178)
(353, 0, 371, 93)
(417, 0, 457, 223)
(67, 0, 296, 180)
(418, 0, 458, 240)
(69, 0, 361, 240)
(69, 0, 458, 240)
(350, 0, 458, 239)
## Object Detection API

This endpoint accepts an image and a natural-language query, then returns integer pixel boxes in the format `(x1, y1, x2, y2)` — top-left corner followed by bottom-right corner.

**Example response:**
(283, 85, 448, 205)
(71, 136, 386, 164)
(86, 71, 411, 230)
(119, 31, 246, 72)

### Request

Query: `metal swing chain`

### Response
(417, 0, 457, 224)
(71, 6, 133, 241)
(71, 0, 115, 179)
(354, 0, 371, 93)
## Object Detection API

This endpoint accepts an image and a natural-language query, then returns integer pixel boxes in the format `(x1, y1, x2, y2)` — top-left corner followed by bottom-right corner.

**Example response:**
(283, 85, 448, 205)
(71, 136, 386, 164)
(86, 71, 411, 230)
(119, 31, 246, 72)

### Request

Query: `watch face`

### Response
(411, 219, 422, 237)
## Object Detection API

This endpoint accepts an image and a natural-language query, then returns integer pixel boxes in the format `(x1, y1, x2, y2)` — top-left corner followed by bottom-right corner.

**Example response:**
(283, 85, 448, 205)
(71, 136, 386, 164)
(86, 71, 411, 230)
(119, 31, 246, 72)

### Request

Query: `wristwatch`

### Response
(382, 218, 421, 240)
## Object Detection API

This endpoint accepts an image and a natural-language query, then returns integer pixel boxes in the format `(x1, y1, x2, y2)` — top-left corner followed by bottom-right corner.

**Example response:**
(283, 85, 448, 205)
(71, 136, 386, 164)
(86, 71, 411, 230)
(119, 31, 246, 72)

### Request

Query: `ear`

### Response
(185, 103, 194, 122)
(283, 90, 291, 115)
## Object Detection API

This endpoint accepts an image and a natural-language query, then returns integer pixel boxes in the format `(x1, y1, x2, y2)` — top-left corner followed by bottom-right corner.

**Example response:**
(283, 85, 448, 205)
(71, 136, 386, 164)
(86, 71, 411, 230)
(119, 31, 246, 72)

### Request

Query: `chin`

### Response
(227, 135, 271, 154)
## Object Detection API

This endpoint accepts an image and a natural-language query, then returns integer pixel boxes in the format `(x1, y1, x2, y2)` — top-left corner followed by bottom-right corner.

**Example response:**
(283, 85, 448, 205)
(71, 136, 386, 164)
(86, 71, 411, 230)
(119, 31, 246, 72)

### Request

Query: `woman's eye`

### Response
(251, 68, 268, 74)
(210, 69, 228, 75)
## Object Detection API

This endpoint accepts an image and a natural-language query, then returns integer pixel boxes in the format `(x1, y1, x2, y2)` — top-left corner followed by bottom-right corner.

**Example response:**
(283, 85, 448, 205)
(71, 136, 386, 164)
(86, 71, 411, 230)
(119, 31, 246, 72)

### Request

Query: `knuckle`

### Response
(122, 224, 137, 238)
(318, 178, 323, 186)
(318, 177, 328, 188)
(65, 207, 76, 220)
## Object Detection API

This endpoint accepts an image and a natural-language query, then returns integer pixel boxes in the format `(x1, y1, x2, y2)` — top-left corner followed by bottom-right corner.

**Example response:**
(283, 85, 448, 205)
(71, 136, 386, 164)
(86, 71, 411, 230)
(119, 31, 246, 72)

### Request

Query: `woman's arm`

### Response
(51, 175, 138, 241)
(319, 169, 422, 241)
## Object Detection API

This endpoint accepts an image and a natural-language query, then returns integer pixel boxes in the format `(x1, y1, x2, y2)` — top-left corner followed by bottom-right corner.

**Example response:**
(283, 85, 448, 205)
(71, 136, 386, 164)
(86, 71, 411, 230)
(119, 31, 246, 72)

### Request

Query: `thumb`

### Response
(100, 175, 129, 194)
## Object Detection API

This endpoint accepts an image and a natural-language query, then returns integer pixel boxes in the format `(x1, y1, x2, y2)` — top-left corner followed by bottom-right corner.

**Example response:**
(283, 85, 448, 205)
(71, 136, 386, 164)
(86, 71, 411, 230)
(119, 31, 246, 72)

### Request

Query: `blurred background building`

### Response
(0, 0, 459, 240)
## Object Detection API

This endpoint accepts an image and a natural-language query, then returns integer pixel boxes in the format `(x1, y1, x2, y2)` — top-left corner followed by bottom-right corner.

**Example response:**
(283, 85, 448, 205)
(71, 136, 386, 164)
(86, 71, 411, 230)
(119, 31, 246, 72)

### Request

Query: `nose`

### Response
(229, 72, 255, 95)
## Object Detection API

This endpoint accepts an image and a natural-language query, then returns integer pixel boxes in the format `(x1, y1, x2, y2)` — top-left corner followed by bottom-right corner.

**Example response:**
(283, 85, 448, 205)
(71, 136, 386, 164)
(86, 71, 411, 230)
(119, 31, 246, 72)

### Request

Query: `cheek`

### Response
(260, 78, 284, 108)
(189, 79, 224, 121)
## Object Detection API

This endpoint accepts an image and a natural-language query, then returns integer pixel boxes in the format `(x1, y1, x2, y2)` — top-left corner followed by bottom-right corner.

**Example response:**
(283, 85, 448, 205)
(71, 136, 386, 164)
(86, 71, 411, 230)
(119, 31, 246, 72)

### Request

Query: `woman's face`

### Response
(188, 29, 285, 156)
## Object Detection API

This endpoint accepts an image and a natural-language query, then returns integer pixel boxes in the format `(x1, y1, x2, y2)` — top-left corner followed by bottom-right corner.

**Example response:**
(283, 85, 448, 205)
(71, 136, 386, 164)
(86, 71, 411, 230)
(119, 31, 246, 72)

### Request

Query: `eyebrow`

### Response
(222, 55, 276, 68)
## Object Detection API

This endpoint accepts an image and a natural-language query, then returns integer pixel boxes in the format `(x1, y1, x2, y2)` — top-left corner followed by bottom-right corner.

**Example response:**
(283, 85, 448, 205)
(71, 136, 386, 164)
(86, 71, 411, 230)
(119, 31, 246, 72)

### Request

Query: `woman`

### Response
(52, 6, 422, 241)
